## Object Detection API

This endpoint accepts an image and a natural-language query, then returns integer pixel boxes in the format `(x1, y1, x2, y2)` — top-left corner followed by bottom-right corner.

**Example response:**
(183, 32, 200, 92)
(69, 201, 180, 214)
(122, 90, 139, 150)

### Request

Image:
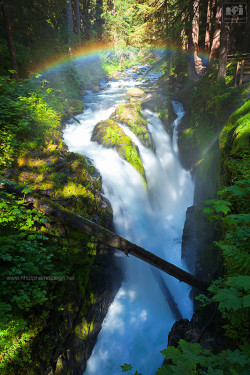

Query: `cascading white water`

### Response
(63, 66, 194, 375)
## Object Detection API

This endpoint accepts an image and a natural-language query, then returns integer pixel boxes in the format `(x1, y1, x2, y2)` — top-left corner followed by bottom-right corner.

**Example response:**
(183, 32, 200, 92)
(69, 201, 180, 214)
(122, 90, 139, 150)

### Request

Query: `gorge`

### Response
(0, 6, 249, 370)
(63, 66, 194, 374)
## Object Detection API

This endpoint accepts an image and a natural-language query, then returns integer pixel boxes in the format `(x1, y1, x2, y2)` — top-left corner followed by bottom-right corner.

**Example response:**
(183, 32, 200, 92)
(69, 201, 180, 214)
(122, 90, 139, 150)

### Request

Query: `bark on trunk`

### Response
(2, 6, 18, 79)
(209, 0, 222, 60)
(75, 0, 81, 44)
(205, 0, 215, 50)
(192, 0, 205, 76)
(95, 0, 103, 39)
(192, 0, 200, 53)
(1, 182, 209, 292)
(217, 23, 230, 81)
(66, 0, 74, 51)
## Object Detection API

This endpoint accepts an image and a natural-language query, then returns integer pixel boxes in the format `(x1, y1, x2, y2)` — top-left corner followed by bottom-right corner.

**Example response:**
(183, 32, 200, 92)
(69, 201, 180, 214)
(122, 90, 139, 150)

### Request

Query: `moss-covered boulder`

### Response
(127, 87, 145, 97)
(91, 119, 146, 183)
(92, 85, 100, 93)
(111, 102, 152, 148)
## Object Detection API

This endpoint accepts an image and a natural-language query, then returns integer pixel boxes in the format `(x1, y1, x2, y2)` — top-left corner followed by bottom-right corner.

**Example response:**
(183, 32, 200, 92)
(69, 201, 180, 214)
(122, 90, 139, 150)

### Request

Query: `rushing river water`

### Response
(63, 66, 194, 375)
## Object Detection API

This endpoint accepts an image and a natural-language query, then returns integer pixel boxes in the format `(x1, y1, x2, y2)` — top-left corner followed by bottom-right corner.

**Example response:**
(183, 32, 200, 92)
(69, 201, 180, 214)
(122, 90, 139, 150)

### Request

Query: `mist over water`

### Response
(63, 67, 194, 375)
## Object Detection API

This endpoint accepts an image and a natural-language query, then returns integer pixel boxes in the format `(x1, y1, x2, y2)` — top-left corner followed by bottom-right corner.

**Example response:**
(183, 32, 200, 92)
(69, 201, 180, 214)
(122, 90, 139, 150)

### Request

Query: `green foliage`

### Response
(0, 187, 98, 373)
(0, 76, 65, 169)
(0, 190, 57, 369)
(203, 199, 232, 220)
(102, 0, 136, 48)
(121, 341, 250, 375)
(0, 0, 69, 77)
(121, 363, 142, 375)
(157, 340, 250, 375)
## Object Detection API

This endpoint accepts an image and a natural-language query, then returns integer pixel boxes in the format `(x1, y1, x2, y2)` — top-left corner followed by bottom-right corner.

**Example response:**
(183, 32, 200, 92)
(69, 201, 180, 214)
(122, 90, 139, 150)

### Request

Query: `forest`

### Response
(0, 0, 249, 374)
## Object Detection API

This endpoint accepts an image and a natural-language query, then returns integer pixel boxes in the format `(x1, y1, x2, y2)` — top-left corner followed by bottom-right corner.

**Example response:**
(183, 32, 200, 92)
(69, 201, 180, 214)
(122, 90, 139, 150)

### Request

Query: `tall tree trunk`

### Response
(205, 0, 215, 50)
(192, 0, 200, 54)
(181, 13, 188, 51)
(95, 0, 103, 39)
(2, 6, 18, 79)
(192, 0, 205, 75)
(75, 0, 81, 44)
(164, 0, 168, 30)
(66, 0, 74, 52)
(217, 23, 230, 81)
(209, 0, 222, 60)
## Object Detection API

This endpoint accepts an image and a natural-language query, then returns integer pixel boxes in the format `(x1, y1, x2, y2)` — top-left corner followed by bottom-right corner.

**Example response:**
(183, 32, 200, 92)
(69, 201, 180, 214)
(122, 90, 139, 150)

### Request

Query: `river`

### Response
(63, 66, 194, 375)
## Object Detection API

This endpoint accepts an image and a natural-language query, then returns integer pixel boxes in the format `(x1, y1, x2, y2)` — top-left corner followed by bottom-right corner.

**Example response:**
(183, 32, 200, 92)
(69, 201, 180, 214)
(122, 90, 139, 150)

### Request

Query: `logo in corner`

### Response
(222, 3, 247, 23)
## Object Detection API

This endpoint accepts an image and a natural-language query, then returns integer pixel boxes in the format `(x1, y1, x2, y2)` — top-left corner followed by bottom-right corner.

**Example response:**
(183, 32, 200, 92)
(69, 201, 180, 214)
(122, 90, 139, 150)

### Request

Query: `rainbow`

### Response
(34, 41, 210, 77)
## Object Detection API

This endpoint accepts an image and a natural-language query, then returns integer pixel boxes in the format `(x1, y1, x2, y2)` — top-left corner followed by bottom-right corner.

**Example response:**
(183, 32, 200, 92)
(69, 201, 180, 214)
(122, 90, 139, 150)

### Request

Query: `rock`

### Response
(127, 87, 145, 97)
(64, 99, 84, 116)
(92, 85, 100, 93)
(181, 203, 222, 308)
(91, 119, 146, 183)
(181, 206, 197, 274)
(167, 316, 214, 350)
(111, 102, 153, 149)
(132, 68, 141, 73)
(82, 90, 88, 96)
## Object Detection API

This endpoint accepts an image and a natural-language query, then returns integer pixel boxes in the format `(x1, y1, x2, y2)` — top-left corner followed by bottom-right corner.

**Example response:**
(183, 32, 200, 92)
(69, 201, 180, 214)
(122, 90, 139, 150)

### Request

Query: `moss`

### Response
(219, 100, 250, 186)
(110, 102, 152, 148)
(91, 119, 146, 184)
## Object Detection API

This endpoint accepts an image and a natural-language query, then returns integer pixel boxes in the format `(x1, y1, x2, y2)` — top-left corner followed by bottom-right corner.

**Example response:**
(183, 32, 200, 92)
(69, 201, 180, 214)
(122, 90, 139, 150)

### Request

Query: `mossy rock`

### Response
(127, 87, 145, 97)
(111, 102, 152, 149)
(92, 85, 100, 93)
(64, 99, 84, 115)
(91, 119, 146, 184)
(8, 147, 111, 226)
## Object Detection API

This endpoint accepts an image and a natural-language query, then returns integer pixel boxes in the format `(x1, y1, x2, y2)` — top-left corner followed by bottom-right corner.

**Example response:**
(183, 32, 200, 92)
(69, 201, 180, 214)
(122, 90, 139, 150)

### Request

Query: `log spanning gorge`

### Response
(63, 66, 195, 375)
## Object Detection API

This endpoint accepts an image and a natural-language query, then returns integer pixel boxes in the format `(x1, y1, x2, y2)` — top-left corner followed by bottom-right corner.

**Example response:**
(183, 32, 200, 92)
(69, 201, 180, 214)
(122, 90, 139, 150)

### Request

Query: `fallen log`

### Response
(1, 182, 209, 291)
(63, 108, 81, 124)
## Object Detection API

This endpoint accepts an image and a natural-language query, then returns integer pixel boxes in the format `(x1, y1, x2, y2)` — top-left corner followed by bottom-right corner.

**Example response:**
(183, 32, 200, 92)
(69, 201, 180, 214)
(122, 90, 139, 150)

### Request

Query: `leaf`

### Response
(203, 367, 223, 375)
(121, 363, 133, 372)
(225, 276, 250, 292)
(226, 348, 249, 366)
(213, 288, 242, 311)
(242, 294, 250, 308)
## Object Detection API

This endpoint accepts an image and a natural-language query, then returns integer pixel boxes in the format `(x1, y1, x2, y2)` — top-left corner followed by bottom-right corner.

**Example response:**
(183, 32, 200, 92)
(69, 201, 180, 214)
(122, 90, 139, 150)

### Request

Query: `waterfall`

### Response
(63, 67, 194, 375)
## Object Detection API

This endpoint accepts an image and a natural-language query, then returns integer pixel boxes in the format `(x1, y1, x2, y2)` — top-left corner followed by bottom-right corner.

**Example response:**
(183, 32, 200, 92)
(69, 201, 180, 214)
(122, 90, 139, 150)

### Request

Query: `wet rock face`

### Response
(182, 205, 222, 279)
(167, 317, 215, 352)
(91, 119, 146, 183)
(181, 206, 197, 274)
(111, 102, 153, 149)
(50, 244, 122, 375)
